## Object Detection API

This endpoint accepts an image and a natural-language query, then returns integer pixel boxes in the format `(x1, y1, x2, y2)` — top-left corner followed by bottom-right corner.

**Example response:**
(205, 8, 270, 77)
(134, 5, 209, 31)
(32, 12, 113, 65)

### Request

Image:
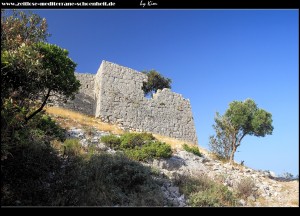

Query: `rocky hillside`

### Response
(48, 107, 299, 207)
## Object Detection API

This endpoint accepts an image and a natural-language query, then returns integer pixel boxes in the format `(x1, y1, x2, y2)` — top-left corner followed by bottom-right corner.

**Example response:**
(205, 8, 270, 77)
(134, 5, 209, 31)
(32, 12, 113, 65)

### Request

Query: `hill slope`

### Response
(44, 106, 298, 207)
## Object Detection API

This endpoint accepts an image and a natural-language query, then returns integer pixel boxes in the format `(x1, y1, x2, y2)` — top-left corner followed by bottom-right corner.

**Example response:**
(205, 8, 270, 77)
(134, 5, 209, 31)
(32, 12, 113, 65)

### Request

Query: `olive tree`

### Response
(209, 99, 274, 163)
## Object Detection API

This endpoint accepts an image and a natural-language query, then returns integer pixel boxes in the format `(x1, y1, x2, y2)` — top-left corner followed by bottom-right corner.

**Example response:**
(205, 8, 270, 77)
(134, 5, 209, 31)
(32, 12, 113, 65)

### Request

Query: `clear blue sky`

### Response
(31, 9, 298, 176)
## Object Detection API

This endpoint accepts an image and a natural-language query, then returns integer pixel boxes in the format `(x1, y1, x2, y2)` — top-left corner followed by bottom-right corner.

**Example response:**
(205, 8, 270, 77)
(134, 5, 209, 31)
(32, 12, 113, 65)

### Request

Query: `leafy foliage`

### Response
(120, 132, 155, 149)
(182, 144, 202, 157)
(209, 114, 234, 160)
(36, 114, 66, 141)
(125, 141, 172, 161)
(142, 70, 172, 97)
(1, 9, 48, 101)
(1, 9, 49, 50)
(100, 134, 121, 149)
(1, 10, 80, 123)
(209, 99, 273, 162)
(101, 132, 172, 161)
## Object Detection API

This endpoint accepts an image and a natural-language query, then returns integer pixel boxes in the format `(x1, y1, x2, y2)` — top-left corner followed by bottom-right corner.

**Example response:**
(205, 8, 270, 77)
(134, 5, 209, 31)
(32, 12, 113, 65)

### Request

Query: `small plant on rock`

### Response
(182, 144, 202, 157)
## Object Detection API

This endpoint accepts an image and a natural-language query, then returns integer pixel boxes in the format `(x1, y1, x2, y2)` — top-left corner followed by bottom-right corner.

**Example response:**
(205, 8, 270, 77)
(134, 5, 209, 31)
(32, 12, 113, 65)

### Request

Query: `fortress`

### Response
(53, 60, 198, 144)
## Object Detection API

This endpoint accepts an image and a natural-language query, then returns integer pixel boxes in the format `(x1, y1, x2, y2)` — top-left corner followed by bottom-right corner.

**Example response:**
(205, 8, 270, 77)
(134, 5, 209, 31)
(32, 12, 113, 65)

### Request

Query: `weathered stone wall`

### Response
(51, 73, 95, 116)
(54, 60, 198, 144)
(94, 61, 198, 144)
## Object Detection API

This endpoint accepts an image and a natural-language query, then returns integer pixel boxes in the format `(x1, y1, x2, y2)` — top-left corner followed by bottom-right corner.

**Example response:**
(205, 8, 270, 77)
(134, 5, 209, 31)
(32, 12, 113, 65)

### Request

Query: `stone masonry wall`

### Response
(94, 61, 198, 144)
(54, 60, 198, 144)
(51, 73, 95, 116)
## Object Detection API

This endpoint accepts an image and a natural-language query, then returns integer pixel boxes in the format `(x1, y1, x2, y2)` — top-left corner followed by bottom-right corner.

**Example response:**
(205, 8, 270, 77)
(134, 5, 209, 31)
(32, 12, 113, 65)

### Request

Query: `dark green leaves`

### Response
(209, 98, 274, 162)
(225, 98, 273, 136)
(142, 70, 172, 97)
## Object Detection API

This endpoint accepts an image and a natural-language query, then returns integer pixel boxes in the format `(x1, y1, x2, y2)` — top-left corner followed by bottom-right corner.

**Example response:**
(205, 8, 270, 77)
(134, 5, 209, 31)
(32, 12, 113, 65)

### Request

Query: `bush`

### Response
(35, 114, 66, 141)
(182, 144, 202, 157)
(100, 134, 121, 149)
(142, 141, 172, 159)
(236, 177, 257, 199)
(2, 139, 165, 206)
(175, 174, 238, 207)
(1, 134, 62, 206)
(139, 132, 156, 141)
(120, 132, 151, 149)
(1, 105, 65, 160)
(101, 132, 171, 161)
(189, 185, 236, 207)
(1, 123, 168, 206)
(51, 153, 165, 206)
(124, 141, 172, 161)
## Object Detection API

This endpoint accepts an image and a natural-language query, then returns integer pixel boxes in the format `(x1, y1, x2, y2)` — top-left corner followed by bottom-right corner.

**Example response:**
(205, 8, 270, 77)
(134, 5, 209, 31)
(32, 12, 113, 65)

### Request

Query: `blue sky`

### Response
(31, 9, 298, 176)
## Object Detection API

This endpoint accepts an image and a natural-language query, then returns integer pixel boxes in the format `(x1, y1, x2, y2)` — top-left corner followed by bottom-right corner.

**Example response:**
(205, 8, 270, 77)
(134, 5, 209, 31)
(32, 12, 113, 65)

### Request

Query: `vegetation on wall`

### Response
(142, 70, 172, 97)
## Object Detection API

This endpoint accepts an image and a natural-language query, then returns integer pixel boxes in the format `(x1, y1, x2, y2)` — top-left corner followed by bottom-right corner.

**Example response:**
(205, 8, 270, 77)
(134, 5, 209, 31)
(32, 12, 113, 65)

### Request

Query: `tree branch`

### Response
(236, 132, 247, 148)
(25, 88, 51, 123)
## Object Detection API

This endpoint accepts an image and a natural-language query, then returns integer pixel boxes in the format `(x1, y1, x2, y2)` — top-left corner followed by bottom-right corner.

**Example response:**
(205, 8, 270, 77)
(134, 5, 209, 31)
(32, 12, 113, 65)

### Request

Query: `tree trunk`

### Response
(25, 89, 51, 123)
(229, 145, 237, 164)
(229, 132, 246, 164)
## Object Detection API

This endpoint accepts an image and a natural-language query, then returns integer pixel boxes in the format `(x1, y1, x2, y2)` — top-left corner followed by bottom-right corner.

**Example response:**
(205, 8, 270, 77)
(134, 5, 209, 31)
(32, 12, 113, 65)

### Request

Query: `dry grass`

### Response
(152, 134, 194, 149)
(152, 134, 208, 154)
(45, 106, 210, 153)
(290, 199, 299, 206)
(45, 106, 124, 135)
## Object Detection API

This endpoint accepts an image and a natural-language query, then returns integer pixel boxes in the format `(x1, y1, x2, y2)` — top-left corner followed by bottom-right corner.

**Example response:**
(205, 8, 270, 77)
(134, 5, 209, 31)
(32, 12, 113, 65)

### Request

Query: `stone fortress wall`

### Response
(54, 60, 198, 144)
(54, 73, 96, 116)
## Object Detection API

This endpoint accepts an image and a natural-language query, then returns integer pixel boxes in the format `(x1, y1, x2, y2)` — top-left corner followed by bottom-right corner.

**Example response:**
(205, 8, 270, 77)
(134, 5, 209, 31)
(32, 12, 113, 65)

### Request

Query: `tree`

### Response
(1, 10, 80, 123)
(209, 113, 234, 160)
(1, 9, 49, 102)
(209, 99, 274, 163)
(142, 70, 172, 97)
(23, 42, 80, 122)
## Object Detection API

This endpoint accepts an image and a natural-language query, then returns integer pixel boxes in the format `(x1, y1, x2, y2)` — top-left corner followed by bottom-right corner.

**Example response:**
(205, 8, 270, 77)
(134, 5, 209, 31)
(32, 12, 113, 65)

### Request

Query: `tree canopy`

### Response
(209, 98, 273, 163)
(1, 9, 80, 123)
(142, 70, 172, 97)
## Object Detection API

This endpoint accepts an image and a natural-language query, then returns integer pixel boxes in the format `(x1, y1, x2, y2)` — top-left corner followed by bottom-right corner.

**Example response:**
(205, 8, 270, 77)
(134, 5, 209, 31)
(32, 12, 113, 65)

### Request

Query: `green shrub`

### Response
(139, 132, 156, 141)
(124, 141, 172, 161)
(142, 141, 172, 159)
(120, 133, 147, 149)
(62, 139, 83, 157)
(182, 144, 202, 157)
(124, 148, 148, 161)
(100, 134, 121, 149)
(36, 114, 66, 141)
